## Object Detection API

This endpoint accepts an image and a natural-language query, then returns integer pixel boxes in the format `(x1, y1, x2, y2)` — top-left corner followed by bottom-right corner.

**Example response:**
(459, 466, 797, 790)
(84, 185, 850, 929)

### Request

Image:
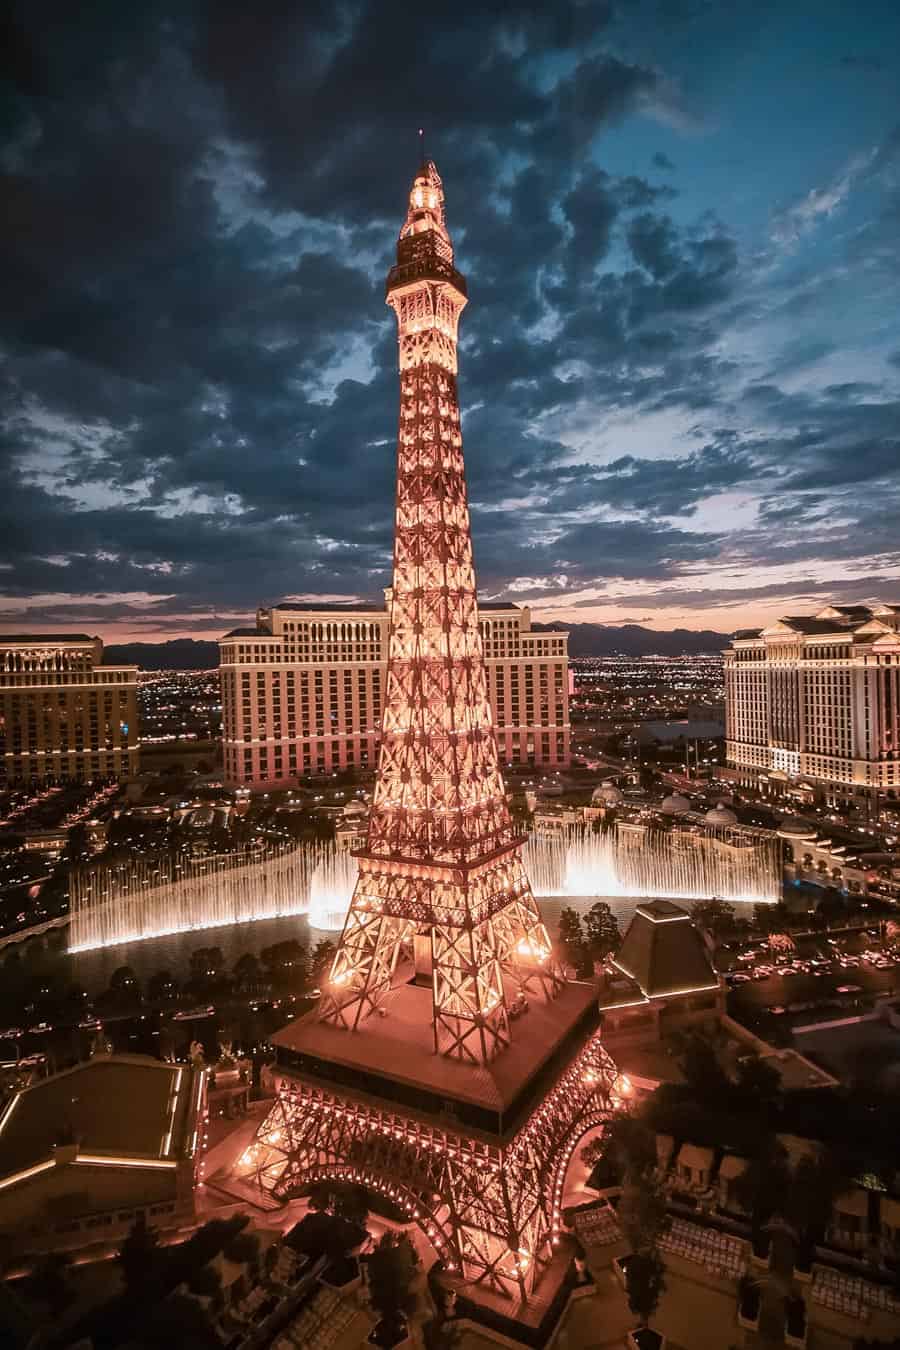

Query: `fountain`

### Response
(308, 850, 358, 930)
(69, 818, 779, 956)
(68, 840, 355, 953)
(524, 822, 780, 906)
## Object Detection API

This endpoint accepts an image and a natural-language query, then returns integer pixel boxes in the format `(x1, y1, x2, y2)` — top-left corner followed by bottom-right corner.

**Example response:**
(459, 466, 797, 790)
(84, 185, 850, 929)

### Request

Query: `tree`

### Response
(140, 1292, 216, 1349)
(768, 901, 793, 933)
(557, 907, 590, 974)
(233, 952, 261, 989)
(817, 887, 849, 928)
(260, 939, 307, 991)
(287, 1209, 362, 1264)
(224, 1230, 261, 1272)
(308, 1179, 369, 1227)
(148, 969, 179, 1002)
(733, 1140, 790, 1234)
(31, 1250, 74, 1317)
(753, 903, 775, 933)
(118, 1213, 162, 1290)
(624, 1248, 666, 1329)
(109, 965, 140, 995)
(63, 822, 92, 865)
(619, 1170, 670, 1258)
(102, 964, 142, 1011)
(603, 1115, 657, 1179)
(310, 939, 337, 986)
(785, 1151, 843, 1265)
(189, 947, 226, 987)
(676, 1031, 731, 1105)
(690, 897, 735, 942)
(734, 1052, 782, 1111)
(367, 1232, 419, 1338)
(583, 902, 620, 960)
(187, 1262, 224, 1311)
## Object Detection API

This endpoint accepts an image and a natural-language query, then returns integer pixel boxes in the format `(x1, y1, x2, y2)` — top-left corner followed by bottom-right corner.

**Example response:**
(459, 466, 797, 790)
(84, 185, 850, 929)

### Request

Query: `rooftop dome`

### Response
(592, 780, 624, 806)
(661, 792, 691, 817)
(705, 801, 737, 828)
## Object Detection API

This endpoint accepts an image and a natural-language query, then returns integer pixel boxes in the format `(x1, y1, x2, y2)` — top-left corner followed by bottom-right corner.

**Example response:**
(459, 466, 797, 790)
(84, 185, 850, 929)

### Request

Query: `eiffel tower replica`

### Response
(240, 157, 619, 1308)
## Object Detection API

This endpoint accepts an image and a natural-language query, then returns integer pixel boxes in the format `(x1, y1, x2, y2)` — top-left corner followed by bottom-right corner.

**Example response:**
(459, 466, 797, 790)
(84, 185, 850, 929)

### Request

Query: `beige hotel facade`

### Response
(725, 603, 900, 800)
(219, 599, 570, 788)
(0, 635, 139, 785)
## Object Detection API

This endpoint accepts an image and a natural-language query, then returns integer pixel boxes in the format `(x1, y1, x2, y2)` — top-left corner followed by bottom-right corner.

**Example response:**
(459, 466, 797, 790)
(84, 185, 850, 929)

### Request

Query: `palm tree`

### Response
(733, 1139, 790, 1242)
(624, 1249, 666, 1330)
(785, 1152, 843, 1268)
(367, 1232, 419, 1342)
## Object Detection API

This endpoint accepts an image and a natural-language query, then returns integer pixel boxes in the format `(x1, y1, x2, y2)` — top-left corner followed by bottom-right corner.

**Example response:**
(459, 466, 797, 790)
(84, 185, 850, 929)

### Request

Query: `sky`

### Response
(1, 0, 900, 643)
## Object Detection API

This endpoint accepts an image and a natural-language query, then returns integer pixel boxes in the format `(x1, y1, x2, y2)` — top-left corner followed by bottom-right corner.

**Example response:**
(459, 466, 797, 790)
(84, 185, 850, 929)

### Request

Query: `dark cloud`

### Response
(627, 212, 681, 278)
(0, 1, 898, 634)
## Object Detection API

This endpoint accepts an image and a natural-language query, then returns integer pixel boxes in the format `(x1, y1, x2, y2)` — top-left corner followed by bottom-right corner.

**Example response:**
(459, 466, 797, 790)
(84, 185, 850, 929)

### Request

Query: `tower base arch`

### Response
(237, 1027, 620, 1304)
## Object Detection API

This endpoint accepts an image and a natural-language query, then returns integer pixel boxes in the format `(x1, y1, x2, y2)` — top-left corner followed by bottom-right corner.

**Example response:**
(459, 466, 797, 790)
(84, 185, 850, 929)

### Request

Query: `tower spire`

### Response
(241, 160, 619, 1309)
(318, 162, 563, 1062)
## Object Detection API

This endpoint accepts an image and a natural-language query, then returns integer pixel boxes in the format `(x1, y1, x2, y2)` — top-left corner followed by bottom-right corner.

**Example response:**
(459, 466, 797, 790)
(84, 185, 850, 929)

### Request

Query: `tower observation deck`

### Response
(239, 159, 620, 1309)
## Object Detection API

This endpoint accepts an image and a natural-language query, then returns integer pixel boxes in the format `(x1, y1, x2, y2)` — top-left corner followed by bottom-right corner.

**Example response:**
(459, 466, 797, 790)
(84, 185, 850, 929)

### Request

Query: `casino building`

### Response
(0, 1055, 204, 1254)
(219, 598, 570, 786)
(0, 635, 139, 785)
(725, 603, 900, 800)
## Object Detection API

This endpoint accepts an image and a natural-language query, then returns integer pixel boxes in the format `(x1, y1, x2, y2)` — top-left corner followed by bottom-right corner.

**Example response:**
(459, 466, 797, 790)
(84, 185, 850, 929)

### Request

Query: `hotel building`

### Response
(219, 599, 570, 787)
(0, 635, 139, 785)
(724, 603, 900, 799)
(0, 1054, 203, 1255)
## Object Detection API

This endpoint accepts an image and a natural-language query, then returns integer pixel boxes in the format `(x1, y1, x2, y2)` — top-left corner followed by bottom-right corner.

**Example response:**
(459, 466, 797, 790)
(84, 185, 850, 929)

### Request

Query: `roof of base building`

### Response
(272, 603, 387, 613)
(0, 1054, 196, 1177)
(271, 970, 597, 1120)
(780, 617, 854, 634)
(613, 901, 718, 998)
(0, 633, 98, 644)
(267, 600, 524, 613)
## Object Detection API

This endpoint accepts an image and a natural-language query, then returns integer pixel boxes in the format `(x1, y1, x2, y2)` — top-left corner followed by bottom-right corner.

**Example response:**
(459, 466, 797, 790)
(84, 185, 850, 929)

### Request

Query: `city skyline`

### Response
(3, 2, 900, 642)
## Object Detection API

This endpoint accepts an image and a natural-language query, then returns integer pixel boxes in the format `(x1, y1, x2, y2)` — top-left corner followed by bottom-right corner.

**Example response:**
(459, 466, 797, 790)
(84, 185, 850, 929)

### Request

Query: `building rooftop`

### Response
(271, 970, 597, 1128)
(0, 1055, 196, 1178)
(612, 901, 718, 998)
(732, 603, 900, 647)
(780, 617, 853, 634)
(272, 603, 387, 614)
(0, 633, 99, 644)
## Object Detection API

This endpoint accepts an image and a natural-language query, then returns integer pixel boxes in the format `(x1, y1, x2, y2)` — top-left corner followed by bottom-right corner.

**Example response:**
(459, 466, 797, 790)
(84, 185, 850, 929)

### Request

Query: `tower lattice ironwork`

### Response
(239, 159, 620, 1304)
(319, 158, 564, 1063)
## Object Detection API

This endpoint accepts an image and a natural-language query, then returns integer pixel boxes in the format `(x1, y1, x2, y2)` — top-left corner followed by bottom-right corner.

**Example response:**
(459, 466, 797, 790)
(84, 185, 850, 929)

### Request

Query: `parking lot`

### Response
(725, 934, 900, 1031)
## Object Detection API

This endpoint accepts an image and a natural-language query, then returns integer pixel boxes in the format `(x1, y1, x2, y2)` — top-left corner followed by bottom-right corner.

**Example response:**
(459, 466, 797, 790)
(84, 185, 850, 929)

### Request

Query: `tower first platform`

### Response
(239, 160, 619, 1308)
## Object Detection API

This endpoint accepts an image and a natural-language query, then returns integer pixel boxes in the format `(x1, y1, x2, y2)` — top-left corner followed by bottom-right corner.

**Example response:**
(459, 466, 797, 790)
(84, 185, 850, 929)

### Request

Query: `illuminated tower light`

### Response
(244, 157, 621, 1307)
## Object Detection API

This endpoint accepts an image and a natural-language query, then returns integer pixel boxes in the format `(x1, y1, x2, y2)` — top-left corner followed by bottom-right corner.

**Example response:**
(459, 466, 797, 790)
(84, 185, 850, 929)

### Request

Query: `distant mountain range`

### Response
(105, 638, 220, 670)
(533, 622, 730, 656)
(105, 624, 730, 670)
